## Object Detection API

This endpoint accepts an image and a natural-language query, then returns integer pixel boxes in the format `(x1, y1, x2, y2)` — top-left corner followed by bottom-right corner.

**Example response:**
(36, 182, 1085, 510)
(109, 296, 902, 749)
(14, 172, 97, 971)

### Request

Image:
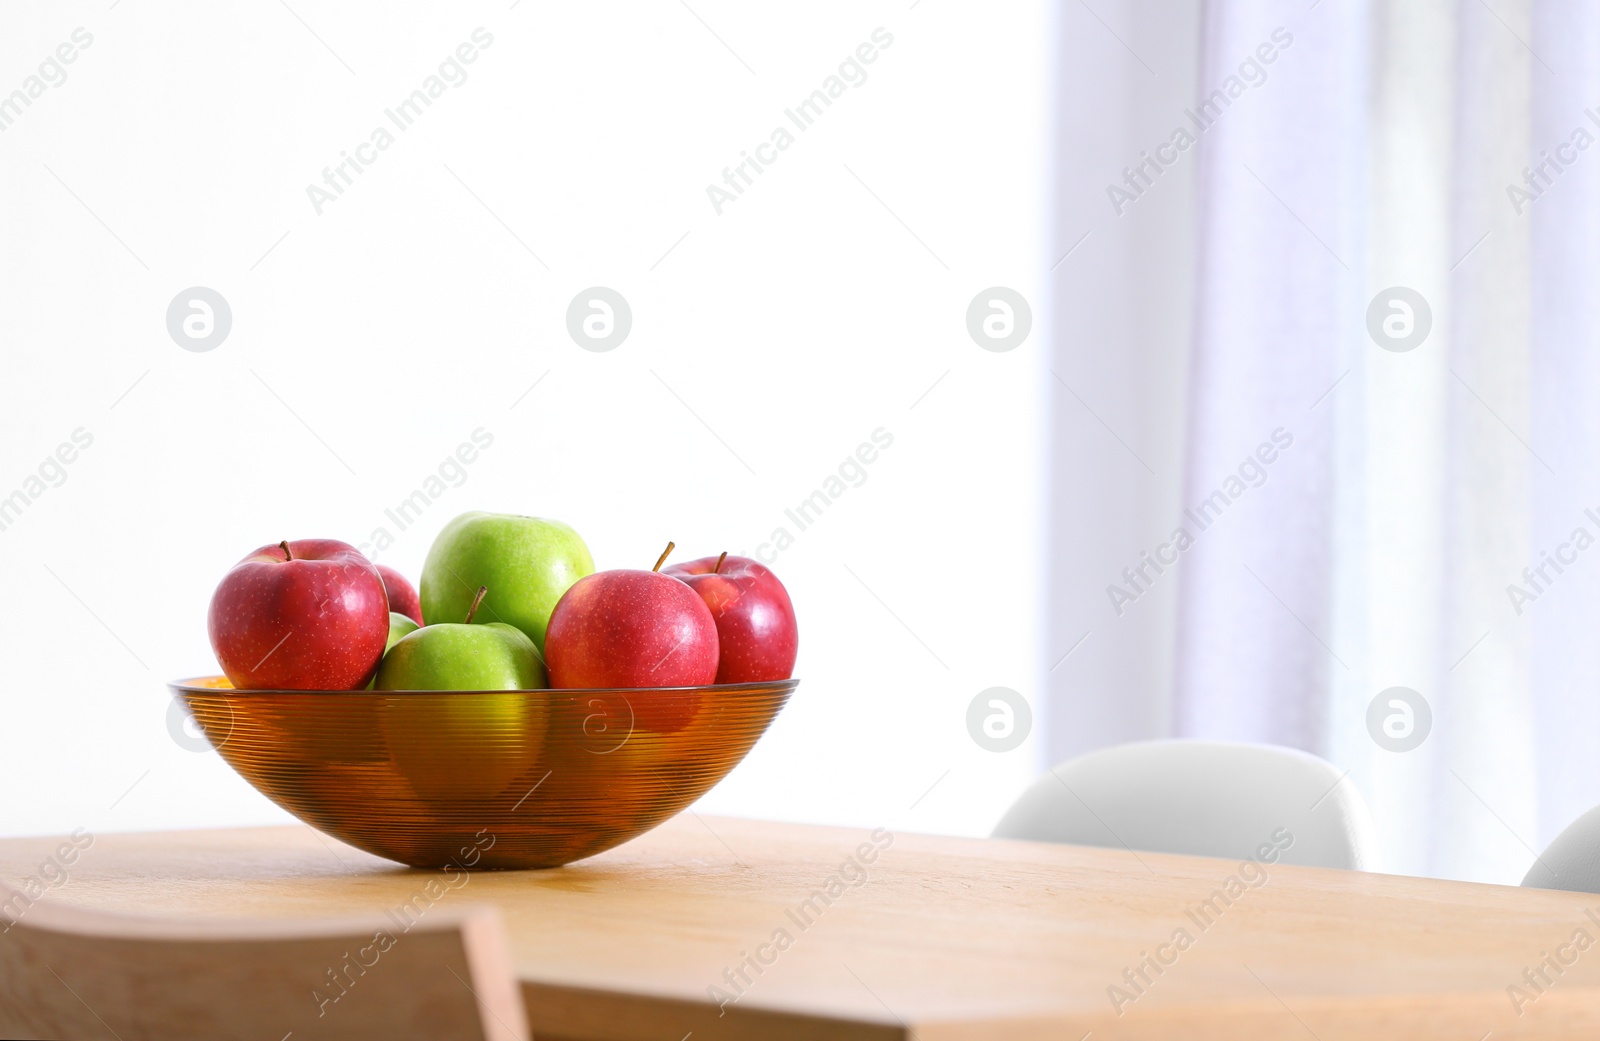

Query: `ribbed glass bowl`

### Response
(169, 676, 796, 869)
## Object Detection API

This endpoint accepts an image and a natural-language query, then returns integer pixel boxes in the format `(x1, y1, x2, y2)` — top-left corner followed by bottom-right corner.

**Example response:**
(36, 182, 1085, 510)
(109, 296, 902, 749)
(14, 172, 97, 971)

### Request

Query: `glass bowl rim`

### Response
(168, 675, 801, 697)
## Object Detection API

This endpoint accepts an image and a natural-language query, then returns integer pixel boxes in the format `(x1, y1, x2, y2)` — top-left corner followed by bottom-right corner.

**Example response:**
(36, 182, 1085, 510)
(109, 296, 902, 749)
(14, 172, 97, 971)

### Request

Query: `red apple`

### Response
(208, 539, 389, 690)
(376, 564, 423, 624)
(544, 566, 719, 732)
(664, 553, 798, 683)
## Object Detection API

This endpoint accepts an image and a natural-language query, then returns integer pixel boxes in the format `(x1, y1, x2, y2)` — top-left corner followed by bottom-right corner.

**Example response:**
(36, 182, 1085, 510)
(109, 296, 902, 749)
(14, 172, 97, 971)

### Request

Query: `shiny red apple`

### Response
(376, 564, 423, 624)
(664, 553, 798, 683)
(208, 539, 389, 690)
(544, 558, 719, 732)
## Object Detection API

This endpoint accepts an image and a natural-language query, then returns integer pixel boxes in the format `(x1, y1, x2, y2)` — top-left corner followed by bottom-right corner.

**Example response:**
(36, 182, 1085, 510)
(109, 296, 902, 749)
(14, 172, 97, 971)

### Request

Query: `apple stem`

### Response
(465, 586, 489, 624)
(713, 551, 728, 575)
(279, 540, 293, 562)
(652, 541, 675, 573)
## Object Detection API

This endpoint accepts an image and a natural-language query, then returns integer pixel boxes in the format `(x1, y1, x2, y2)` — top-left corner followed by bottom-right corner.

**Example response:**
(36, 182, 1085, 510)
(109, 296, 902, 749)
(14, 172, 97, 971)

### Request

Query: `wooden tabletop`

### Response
(2, 815, 1597, 1040)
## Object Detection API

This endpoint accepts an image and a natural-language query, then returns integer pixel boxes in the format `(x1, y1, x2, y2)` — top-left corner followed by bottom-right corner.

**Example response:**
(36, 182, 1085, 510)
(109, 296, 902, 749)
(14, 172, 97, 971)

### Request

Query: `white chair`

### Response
(992, 739, 1377, 870)
(1522, 805, 1600, 893)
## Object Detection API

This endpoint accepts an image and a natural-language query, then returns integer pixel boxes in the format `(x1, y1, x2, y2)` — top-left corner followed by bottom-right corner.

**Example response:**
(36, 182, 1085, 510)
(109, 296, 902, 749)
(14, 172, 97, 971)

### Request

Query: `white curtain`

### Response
(1049, 0, 1600, 883)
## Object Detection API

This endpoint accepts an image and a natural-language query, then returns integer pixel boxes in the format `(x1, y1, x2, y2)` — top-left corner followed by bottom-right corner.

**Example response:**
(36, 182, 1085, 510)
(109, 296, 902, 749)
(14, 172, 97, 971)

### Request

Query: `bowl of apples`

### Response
(172, 512, 799, 870)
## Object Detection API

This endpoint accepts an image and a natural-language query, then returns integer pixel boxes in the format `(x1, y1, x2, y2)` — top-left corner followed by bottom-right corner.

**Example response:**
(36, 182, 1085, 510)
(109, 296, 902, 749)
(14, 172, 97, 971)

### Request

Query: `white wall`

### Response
(1046, 0, 1201, 763)
(0, 2, 1052, 844)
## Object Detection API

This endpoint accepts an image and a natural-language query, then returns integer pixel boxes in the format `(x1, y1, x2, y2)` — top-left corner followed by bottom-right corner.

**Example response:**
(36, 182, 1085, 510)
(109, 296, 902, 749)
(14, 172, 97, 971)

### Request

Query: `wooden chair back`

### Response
(0, 879, 528, 1041)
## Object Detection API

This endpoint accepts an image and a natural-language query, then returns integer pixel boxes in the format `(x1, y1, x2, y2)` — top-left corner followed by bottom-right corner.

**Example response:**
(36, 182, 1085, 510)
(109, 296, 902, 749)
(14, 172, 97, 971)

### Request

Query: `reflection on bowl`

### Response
(170, 676, 796, 869)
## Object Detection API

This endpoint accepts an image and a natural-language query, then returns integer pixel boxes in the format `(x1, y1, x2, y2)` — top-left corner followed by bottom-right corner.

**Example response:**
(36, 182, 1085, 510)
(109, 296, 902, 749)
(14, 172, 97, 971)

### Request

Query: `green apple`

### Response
(375, 622, 546, 691)
(376, 598, 548, 802)
(384, 611, 420, 652)
(421, 511, 594, 651)
(367, 613, 422, 689)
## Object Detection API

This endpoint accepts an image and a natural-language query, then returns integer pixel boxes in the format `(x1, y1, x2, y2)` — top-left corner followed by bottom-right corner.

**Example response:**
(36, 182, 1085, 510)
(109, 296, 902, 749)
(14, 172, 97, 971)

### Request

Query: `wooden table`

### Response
(2, 815, 1597, 1039)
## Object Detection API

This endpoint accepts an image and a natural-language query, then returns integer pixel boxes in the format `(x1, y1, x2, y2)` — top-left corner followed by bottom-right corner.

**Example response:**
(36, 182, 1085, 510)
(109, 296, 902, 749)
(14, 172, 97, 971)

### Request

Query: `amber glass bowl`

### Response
(169, 676, 796, 870)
